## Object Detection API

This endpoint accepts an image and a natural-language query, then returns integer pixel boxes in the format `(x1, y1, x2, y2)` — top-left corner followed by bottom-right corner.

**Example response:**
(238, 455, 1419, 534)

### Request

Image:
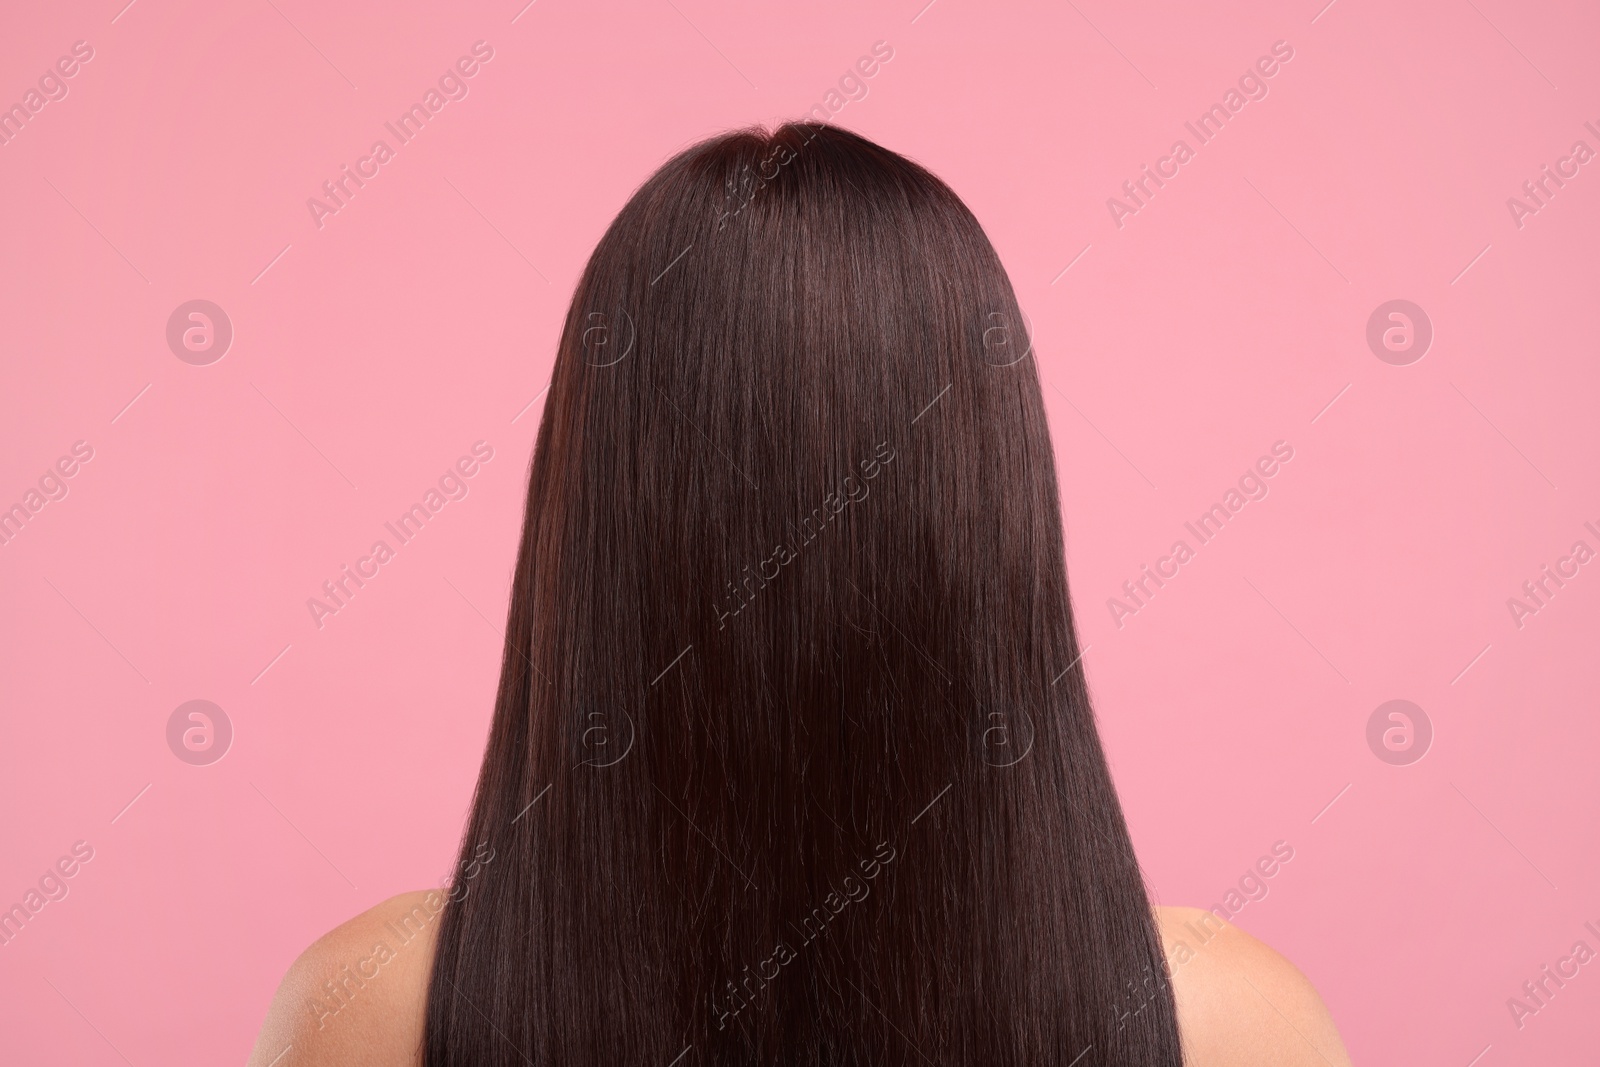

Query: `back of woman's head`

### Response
(424, 121, 1182, 1066)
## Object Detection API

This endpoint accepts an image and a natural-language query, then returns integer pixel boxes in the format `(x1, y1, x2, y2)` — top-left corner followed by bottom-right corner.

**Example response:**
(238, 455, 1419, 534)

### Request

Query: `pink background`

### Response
(2, 0, 1597, 1063)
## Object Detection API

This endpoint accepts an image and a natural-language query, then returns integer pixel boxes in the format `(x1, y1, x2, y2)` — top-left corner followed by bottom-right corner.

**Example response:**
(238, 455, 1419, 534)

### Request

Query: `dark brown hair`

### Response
(423, 122, 1182, 1066)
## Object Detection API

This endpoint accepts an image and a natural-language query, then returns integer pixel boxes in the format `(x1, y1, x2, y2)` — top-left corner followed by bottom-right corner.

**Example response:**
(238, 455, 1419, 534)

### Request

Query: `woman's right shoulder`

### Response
(246, 896, 1352, 1065)
(1153, 905, 1353, 1066)
(247, 890, 444, 1067)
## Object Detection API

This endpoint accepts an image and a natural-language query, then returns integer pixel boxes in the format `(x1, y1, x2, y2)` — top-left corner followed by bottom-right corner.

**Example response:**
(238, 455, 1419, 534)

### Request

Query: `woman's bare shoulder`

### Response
(246, 895, 1351, 1066)
(247, 890, 444, 1067)
(1153, 905, 1352, 1066)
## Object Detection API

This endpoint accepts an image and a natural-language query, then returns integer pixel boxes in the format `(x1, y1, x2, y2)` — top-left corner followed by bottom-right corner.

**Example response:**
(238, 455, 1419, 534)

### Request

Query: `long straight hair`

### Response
(424, 122, 1182, 1066)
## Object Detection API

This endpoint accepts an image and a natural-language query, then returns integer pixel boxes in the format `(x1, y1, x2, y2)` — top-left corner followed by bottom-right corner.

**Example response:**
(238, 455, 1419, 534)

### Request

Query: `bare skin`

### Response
(248, 895, 1352, 1066)
(1155, 905, 1353, 1066)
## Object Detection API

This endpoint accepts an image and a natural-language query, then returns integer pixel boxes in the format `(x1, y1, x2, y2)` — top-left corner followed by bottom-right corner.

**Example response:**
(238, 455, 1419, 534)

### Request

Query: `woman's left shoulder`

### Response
(247, 890, 445, 1067)
(1153, 904, 1353, 1067)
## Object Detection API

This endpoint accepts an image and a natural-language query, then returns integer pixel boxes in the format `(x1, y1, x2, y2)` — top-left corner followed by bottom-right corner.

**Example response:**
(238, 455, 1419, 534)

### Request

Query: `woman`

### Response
(250, 123, 1351, 1066)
